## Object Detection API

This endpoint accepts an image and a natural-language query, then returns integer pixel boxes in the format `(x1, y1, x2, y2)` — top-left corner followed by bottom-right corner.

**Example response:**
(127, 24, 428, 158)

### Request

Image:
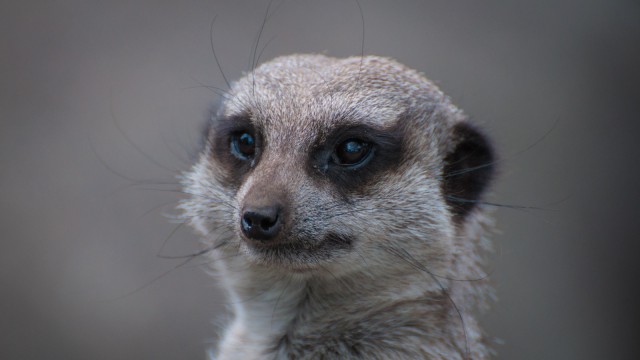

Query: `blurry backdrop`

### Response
(1, 0, 639, 359)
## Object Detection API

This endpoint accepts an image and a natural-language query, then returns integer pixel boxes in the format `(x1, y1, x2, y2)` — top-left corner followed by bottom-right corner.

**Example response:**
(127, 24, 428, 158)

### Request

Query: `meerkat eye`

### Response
(332, 139, 372, 166)
(230, 131, 256, 160)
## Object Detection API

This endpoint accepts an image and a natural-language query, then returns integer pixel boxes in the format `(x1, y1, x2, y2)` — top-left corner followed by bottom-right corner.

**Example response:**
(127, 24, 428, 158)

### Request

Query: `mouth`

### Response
(243, 232, 354, 267)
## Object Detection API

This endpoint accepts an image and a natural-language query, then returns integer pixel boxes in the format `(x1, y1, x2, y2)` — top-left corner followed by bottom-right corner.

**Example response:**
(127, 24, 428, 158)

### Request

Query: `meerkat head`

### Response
(182, 54, 494, 277)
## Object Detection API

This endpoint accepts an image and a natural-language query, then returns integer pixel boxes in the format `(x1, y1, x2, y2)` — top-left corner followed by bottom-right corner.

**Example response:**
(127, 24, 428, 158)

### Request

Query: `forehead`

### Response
(222, 55, 438, 138)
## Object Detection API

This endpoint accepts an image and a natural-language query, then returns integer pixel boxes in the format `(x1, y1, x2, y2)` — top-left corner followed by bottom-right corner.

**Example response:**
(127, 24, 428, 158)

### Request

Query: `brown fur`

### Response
(181, 54, 495, 359)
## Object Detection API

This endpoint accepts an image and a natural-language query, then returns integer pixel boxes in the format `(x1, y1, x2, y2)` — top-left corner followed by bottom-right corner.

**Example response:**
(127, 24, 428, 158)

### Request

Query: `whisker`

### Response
(188, 76, 231, 98)
(380, 244, 490, 283)
(109, 94, 179, 174)
(446, 195, 547, 211)
(250, 0, 278, 98)
(209, 15, 231, 89)
(103, 256, 197, 302)
(380, 244, 471, 360)
(138, 200, 181, 220)
(157, 238, 231, 260)
(446, 117, 560, 178)
(352, 0, 365, 86)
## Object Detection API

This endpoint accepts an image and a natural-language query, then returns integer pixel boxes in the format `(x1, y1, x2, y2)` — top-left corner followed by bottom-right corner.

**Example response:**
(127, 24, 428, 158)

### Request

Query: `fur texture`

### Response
(181, 54, 495, 359)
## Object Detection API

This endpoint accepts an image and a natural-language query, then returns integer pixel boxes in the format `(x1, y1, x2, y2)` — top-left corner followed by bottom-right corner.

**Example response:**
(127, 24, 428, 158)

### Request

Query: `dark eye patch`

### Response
(309, 123, 405, 194)
(209, 113, 262, 187)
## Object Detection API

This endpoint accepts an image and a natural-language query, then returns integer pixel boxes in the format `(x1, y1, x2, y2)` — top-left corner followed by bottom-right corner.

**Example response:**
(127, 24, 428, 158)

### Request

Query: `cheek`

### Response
(182, 160, 244, 238)
(345, 177, 455, 254)
(347, 201, 455, 274)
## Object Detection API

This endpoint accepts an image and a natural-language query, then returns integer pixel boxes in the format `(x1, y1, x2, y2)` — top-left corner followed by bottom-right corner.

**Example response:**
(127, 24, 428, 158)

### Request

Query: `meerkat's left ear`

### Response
(442, 122, 495, 220)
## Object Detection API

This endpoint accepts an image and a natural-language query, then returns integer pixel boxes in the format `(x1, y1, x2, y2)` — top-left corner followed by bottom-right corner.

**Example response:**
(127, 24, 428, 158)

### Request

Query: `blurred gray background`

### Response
(2, 0, 639, 359)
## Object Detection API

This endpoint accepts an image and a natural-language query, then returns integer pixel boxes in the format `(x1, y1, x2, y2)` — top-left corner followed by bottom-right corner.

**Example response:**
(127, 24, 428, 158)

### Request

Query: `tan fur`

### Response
(181, 54, 495, 359)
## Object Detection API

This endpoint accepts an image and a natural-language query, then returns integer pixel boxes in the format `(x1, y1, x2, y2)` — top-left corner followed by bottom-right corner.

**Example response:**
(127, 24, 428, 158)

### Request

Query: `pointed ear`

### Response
(442, 122, 496, 220)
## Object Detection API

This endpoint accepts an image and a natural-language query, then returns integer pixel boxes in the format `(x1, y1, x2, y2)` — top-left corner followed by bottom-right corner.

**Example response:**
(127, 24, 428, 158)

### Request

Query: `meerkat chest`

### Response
(216, 279, 457, 360)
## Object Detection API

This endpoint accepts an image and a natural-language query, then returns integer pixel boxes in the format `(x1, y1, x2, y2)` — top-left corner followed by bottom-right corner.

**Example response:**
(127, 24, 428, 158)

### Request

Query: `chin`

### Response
(240, 232, 354, 273)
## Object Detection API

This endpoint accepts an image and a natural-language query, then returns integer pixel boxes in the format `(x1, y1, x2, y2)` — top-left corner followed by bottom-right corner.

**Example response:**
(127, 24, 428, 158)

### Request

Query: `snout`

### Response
(240, 204, 283, 242)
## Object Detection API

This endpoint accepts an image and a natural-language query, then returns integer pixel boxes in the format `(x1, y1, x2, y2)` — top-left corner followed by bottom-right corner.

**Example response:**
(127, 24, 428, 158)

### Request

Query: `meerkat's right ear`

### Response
(442, 122, 495, 220)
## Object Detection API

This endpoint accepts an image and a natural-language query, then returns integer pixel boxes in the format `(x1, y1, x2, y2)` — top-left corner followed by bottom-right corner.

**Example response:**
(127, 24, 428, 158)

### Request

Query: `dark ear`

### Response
(442, 122, 495, 220)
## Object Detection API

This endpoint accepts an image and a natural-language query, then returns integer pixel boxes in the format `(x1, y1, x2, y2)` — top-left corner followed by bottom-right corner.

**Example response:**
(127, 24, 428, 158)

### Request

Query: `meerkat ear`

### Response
(442, 122, 495, 220)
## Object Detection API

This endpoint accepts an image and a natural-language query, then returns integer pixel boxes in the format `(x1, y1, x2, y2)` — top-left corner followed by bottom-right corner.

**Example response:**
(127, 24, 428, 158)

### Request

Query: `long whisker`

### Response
(380, 244, 491, 283)
(103, 256, 197, 302)
(446, 117, 560, 178)
(209, 15, 231, 89)
(250, 0, 278, 98)
(110, 94, 179, 174)
(380, 244, 471, 360)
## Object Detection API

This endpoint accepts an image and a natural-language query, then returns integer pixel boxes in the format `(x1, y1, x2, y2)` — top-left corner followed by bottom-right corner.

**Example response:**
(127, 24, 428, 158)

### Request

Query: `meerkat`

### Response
(180, 54, 496, 359)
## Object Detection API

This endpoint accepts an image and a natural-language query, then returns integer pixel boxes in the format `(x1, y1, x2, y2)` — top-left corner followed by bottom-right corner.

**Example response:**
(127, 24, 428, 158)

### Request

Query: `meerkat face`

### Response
(182, 54, 494, 275)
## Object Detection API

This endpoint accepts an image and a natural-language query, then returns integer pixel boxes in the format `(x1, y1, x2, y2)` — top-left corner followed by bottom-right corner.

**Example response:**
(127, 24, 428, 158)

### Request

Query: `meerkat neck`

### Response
(215, 260, 479, 359)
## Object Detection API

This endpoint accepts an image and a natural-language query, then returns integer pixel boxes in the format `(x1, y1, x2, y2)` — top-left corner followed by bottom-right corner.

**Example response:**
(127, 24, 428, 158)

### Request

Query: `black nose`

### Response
(241, 205, 283, 241)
